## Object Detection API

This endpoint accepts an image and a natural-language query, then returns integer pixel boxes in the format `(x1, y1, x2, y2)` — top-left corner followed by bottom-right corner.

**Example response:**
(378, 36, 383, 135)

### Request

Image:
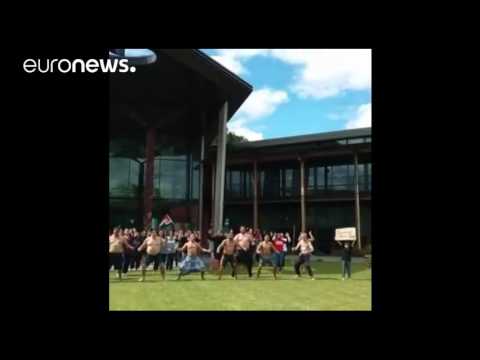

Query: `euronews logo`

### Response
(23, 49, 158, 74)
(23, 58, 136, 74)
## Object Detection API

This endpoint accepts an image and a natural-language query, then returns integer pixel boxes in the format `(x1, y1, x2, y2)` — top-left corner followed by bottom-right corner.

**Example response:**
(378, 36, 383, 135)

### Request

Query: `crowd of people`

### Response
(109, 225, 354, 281)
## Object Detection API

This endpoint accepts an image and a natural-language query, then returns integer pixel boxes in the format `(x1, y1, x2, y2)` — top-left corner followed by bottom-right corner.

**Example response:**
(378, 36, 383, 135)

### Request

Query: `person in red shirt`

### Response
(273, 233, 286, 272)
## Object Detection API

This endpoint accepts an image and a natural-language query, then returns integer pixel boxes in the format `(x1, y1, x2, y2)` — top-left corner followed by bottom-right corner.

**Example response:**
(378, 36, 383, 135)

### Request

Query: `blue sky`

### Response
(201, 49, 371, 141)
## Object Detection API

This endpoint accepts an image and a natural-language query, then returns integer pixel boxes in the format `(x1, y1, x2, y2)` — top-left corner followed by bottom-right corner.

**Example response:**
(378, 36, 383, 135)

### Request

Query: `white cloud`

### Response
(236, 88, 289, 119)
(211, 55, 245, 74)
(210, 49, 371, 99)
(270, 49, 371, 99)
(228, 118, 264, 141)
(211, 49, 269, 75)
(345, 103, 371, 129)
(228, 88, 289, 140)
(208, 49, 372, 138)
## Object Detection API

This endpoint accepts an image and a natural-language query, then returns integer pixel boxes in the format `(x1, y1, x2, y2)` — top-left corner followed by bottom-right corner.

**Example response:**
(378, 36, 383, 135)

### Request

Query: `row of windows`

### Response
(109, 157, 200, 200)
(337, 136, 371, 145)
(307, 164, 371, 192)
(109, 135, 200, 201)
(225, 163, 371, 200)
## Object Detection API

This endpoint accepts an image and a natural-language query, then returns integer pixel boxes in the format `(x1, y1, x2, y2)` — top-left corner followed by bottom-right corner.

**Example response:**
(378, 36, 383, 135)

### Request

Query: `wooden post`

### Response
(198, 133, 205, 240)
(143, 126, 156, 230)
(213, 101, 228, 234)
(354, 152, 362, 250)
(300, 158, 306, 233)
(253, 159, 259, 230)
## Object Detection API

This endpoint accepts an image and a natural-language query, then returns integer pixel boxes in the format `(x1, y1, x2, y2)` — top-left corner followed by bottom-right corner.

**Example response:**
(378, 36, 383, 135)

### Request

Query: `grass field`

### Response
(109, 258, 371, 311)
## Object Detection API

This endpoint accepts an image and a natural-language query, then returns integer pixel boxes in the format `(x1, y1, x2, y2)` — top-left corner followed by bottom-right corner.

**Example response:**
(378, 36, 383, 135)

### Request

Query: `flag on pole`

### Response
(159, 214, 174, 229)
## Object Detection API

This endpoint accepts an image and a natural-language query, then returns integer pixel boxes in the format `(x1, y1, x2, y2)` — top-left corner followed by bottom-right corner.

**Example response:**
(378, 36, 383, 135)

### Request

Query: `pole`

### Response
(300, 158, 306, 233)
(213, 101, 228, 234)
(354, 152, 362, 250)
(253, 159, 259, 230)
(143, 126, 156, 230)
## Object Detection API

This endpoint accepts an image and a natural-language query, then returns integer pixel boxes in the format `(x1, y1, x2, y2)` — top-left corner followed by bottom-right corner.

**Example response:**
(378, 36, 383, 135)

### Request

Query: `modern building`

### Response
(109, 49, 252, 245)
(109, 49, 371, 252)
(219, 127, 371, 253)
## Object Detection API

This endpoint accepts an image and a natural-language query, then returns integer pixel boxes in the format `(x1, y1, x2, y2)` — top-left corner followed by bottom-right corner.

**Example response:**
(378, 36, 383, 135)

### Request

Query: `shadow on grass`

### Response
(110, 266, 371, 283)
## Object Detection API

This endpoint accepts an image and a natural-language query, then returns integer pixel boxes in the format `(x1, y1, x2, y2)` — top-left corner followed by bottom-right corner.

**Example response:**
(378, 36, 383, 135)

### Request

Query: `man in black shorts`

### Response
(216, 232, 238, 280)
(234, 226, 254, 278)
(138, 231, 166, 282)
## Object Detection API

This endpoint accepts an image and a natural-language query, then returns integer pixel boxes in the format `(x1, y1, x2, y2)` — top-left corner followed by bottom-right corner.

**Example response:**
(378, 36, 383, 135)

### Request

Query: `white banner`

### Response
(335, 227, 357, 241)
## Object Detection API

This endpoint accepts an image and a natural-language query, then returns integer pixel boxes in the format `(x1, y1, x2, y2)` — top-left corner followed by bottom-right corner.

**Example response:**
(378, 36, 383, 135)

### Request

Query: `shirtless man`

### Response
(234, 226, 254, 278)
(138, 231, 166, 282)
(109, 228, 134, 280)
(293, 232, 315, 280)
(256, 234, 279, 280)
(216, 232, 238, 280)
(177, 234, 211, 280)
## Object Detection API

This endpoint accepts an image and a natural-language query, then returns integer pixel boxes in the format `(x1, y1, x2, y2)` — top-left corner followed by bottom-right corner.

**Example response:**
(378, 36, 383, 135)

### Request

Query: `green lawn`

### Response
(109, 258, 371, 311)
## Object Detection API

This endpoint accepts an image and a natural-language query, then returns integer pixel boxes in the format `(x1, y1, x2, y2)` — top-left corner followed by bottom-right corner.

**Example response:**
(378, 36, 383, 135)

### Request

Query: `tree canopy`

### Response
(227, 132, 248, 144)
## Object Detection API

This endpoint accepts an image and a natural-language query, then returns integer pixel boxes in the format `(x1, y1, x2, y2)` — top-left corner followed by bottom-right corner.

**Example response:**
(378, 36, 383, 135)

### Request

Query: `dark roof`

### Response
(230, 127, 371, 150)
(158, 49, 253, 120)
(110, 49, 253, 128)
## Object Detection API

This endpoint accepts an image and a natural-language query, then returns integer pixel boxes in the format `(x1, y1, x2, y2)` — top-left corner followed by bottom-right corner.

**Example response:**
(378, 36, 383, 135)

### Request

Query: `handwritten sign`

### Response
(335, 227, 357, 241)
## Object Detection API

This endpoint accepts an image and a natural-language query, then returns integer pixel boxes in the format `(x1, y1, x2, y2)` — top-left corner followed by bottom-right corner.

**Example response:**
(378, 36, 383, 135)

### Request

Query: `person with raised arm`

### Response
(137, 230, 166, 282)
(256, 234, 279, 280)
(177, 234, 211, 280)
(109, 228, 134, 280)
(234, 226, 254, 278)
(216, 232, 238, 280)
(293, 232, 315, 280)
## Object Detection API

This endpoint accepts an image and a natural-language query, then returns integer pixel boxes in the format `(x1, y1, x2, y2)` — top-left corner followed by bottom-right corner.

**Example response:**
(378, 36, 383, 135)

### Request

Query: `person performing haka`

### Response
(234, 226, 254, 278)
(177, 234, 211, 280)
(216, 232, 238, 280)
(256, 234, 279, 280)
(137, 231, 166, 282)
(109, 228, 134, 280)
(293, 232, 315, 280)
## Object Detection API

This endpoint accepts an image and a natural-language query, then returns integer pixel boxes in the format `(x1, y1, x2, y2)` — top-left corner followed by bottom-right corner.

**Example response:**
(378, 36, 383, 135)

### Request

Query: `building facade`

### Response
(219, 127, 372, 253)
(109, 49, 253, 244)
(109, 49, 371, 253)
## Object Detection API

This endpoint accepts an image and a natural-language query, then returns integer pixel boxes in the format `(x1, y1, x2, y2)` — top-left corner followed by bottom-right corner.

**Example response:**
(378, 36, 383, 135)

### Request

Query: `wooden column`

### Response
(143, 126, 156, 230)
(198, 133, 205, 240)
(213, 101, 228, 234)
(300, 158, 306, 233)
(253, 159, 259, 230)
(354, 152, 362, 250)
(211, 161, 216, 229)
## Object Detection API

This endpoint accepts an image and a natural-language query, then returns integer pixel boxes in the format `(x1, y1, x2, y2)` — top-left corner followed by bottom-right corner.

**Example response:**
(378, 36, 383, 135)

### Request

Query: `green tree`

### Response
(227, 131, 248, 144)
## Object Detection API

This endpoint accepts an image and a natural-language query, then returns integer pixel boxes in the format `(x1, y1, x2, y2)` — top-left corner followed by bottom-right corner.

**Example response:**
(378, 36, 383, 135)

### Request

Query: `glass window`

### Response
(367, 163, 372, 191)
(109, 158, 140, 197)
(155, 159, 187, 200)
(245, 171, 252, 199)
(307, 167, 315, 190)
(191, 160, 200, 200)
(284, 169, 293, 198)
(316, 167, 325, 189)
(260, 171, 265, 198)
(348, 138, 364, 144)
(327, 164, 354, 191)
(262, 168, 281, 200)
(231, 170, 241, 198)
